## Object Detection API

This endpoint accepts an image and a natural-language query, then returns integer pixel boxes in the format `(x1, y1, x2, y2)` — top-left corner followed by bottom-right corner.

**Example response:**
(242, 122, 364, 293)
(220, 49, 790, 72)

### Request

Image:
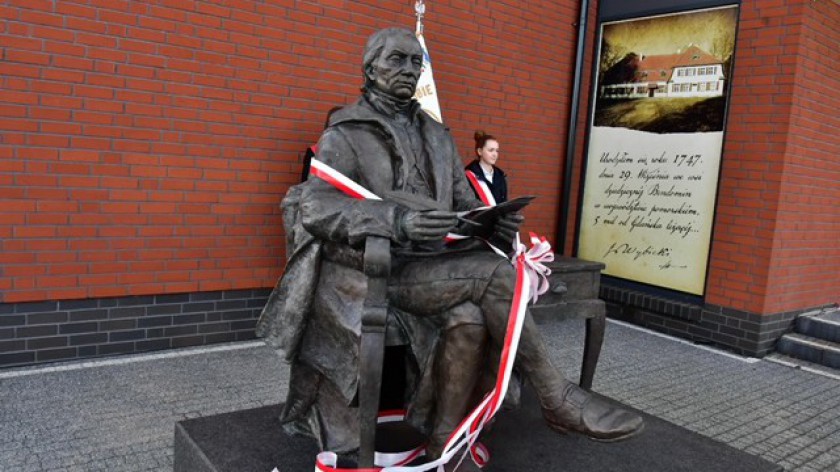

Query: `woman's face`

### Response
(477, 139, 499, 166)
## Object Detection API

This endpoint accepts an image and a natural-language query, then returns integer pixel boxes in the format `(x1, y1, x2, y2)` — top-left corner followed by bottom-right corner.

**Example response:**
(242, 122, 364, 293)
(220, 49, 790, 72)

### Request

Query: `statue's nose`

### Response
(402, 65, 420, 78)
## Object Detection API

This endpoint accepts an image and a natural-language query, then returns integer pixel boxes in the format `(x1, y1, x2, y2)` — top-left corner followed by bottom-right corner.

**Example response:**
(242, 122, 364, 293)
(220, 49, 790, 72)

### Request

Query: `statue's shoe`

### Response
(542, 382, 644, 442)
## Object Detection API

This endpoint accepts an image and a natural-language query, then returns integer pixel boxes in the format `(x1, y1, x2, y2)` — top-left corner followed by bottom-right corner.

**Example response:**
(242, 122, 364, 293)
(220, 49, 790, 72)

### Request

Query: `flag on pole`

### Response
(414, 1, 443, 123)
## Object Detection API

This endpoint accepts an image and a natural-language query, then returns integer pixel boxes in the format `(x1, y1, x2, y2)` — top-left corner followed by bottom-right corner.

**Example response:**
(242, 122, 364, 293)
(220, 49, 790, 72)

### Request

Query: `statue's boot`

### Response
(479, 265, 643, 442)
(516, 315, 643, 441)
(425, 323, 486, 469)
(539, 380, 644, 441)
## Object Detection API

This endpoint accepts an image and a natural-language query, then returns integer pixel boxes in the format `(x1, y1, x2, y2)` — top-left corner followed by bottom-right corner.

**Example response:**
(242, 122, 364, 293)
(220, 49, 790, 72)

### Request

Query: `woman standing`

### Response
(465, 130, 507, 206)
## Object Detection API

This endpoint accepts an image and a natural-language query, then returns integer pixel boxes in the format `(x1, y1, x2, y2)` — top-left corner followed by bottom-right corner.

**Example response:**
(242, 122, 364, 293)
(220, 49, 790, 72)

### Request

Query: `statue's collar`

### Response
(364, 89, 422, 123)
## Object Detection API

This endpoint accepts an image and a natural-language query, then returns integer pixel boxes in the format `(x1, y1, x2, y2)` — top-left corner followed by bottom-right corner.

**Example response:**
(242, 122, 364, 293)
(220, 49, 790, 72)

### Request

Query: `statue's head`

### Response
(362, 28, 424, 100)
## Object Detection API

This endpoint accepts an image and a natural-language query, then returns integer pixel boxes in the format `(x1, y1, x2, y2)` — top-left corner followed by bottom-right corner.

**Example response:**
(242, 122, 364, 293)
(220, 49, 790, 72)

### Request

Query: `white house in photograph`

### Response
(601, 45, 726, 99)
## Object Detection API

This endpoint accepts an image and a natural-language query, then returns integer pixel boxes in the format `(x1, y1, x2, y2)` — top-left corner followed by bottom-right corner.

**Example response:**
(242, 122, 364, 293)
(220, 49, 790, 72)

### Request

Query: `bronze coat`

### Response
(257, 94, 482, 404)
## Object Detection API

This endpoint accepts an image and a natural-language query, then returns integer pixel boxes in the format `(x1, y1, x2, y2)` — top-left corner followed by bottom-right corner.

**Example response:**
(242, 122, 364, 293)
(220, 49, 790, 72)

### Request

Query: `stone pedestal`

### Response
(174, 391, 782, 472)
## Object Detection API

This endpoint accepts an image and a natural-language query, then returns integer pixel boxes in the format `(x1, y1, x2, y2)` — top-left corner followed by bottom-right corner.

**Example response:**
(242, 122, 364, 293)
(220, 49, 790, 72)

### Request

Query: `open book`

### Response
(454, 196, 534, 240)
(384, 190, 534, 250)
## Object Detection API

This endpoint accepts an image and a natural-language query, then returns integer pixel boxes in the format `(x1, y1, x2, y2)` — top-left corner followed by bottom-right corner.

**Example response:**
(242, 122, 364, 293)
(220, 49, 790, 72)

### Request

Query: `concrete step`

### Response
(763, 352, 840, 380)
(775, 332, 840, 369)
(796, 308, 840, 343)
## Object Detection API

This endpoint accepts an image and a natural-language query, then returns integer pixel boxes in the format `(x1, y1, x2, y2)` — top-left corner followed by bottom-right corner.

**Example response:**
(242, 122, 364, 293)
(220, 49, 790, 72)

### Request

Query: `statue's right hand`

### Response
(400, 210, 458, 241)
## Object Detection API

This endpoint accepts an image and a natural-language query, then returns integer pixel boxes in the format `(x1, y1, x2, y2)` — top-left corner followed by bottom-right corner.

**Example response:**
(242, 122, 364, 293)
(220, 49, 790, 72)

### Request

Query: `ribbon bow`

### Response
(512, 232, 554, 304)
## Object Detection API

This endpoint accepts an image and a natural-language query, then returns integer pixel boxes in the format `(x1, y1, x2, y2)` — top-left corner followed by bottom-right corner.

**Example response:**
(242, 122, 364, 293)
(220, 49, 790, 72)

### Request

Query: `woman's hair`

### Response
(474, 130, 497, 151)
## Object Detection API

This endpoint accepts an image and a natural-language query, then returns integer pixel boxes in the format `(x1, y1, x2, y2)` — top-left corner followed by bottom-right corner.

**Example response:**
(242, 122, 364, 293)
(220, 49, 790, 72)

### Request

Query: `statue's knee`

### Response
(487, 260, 517, 295)
(444, 302, 485, 334)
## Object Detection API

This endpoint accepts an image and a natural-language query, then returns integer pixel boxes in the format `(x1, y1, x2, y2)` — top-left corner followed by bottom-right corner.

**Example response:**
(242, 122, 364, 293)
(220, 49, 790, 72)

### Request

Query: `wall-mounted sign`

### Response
(578, 5, 739, 295)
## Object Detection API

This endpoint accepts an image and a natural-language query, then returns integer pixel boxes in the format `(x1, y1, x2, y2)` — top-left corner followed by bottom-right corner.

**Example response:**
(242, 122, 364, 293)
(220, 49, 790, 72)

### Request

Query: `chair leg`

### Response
(358, 328, 386, 468)
(580, 313, 605, 390)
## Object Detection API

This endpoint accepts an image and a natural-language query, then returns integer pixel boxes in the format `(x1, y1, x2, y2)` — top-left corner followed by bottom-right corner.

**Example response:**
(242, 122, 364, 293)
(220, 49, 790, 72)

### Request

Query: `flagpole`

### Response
(412, 0, 442, 123)
(415, 0, 425, 35)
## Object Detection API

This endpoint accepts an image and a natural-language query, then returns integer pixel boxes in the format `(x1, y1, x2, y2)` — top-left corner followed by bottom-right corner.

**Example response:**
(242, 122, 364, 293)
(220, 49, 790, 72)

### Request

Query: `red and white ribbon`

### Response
(427, 254, 530, 472)
(310, 159, 382, 201)
(513, 232, 554, 304)
(313, 411, 427, 472)
(310, 159, 467, 244)
(464, 170, 496, 207)
(305, 158, 554, 472)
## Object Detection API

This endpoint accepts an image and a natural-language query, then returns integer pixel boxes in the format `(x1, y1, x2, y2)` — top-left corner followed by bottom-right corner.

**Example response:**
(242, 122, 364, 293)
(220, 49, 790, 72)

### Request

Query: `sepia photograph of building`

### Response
(594, 6, 738, 133)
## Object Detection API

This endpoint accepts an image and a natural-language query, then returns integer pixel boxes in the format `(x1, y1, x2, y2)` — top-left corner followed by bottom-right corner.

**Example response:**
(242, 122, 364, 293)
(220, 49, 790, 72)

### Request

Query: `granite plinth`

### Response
(174, 390, 782, 472)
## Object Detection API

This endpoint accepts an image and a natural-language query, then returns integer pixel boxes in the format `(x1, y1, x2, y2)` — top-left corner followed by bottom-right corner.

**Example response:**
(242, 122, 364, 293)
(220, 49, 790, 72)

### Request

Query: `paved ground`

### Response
(1, 318, 838, 472)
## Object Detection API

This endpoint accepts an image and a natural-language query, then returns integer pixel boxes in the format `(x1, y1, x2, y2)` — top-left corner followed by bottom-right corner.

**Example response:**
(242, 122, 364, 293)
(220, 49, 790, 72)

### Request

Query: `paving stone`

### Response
(0, 320, 838, 471)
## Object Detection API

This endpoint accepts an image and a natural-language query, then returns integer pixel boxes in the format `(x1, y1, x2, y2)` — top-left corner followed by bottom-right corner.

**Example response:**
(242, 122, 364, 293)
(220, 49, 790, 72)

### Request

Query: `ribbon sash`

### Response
(310, 159, 382, 201)
(464, 169, 497, 207)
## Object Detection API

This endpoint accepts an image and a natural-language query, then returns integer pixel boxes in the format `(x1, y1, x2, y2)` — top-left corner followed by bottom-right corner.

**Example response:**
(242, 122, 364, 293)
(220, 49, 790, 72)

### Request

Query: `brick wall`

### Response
(703, 0, 795, 313)
(704, 0, 839, 315)
(763, 0, 840, 314)
(0, 0, 582, 305)
(0, 288, 269, 367)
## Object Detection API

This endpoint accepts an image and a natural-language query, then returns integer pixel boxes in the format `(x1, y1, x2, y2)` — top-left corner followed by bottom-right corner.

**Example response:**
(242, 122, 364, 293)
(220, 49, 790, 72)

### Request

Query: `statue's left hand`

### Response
(493, 212, 524, 246)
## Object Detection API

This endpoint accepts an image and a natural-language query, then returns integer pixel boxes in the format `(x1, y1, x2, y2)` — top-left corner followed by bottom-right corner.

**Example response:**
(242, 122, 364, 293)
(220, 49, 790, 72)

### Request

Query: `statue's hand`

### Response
(492, 212, 524, 246)
(400, 210, 458, 242)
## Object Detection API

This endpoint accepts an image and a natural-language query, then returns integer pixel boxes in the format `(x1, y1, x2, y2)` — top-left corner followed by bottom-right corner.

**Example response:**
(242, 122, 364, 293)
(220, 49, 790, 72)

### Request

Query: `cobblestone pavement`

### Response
(1, 318, 838, 472)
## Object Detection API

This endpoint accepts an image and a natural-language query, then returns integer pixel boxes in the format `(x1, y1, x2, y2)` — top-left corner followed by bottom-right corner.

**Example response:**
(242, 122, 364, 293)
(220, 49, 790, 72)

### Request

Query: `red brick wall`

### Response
(0, 0, 581, 303)
(763, 0, 840, 313)
(704, 0, 794, 312)
(705, 0, 839, 314)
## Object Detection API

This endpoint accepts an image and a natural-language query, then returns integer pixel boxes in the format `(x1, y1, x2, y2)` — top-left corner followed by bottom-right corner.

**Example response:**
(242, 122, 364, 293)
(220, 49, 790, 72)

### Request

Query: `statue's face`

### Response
(367, 34, 423, 100)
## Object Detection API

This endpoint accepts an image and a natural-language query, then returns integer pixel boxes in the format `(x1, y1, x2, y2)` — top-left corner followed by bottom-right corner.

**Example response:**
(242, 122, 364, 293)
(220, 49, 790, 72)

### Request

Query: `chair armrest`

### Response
(358, 235, 391, 467)
(362, 236, 390, 331)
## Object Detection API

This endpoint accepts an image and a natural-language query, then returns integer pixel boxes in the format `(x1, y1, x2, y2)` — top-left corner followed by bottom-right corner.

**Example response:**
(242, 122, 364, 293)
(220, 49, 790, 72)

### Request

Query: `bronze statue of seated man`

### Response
(257, 27, 643, 470)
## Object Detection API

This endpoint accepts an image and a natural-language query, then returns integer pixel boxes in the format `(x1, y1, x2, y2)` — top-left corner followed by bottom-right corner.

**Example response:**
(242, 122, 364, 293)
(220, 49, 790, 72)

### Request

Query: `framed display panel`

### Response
(577, 4, 739, 296)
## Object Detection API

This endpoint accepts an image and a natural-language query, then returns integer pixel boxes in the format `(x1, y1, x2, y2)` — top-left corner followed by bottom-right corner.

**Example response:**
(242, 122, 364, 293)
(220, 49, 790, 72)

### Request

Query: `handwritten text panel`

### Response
(578, 127, 722, 294)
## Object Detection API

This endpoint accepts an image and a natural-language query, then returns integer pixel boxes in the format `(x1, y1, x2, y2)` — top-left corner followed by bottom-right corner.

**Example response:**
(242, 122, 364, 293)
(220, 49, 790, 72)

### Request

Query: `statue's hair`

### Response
(361, 27, 418, 91)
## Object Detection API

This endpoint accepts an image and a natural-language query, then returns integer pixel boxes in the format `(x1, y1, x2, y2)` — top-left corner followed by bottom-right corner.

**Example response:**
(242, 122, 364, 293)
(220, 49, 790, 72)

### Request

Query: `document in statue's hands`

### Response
(382, 190, 534, 240)
(455, 196, 535, 239)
